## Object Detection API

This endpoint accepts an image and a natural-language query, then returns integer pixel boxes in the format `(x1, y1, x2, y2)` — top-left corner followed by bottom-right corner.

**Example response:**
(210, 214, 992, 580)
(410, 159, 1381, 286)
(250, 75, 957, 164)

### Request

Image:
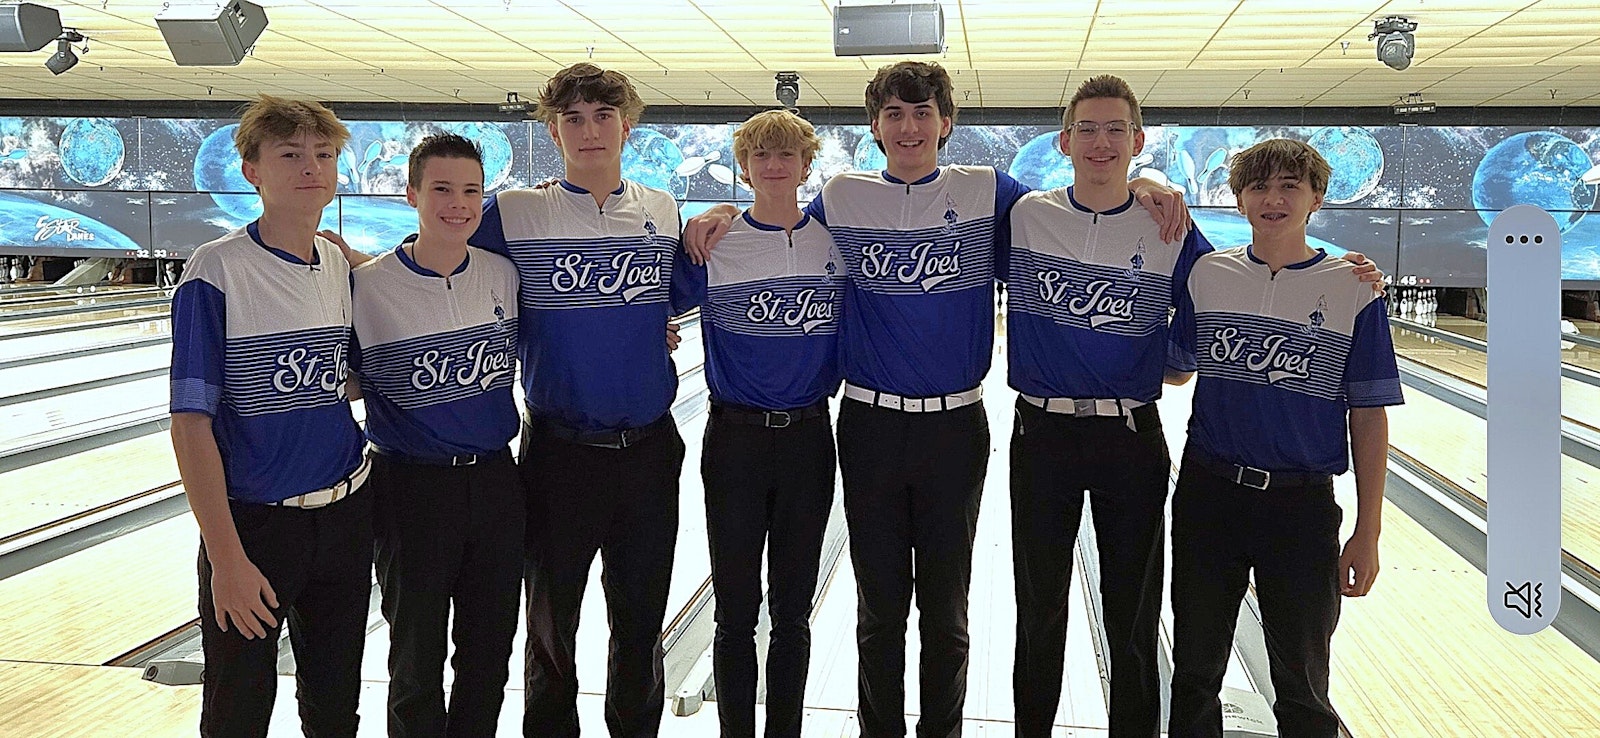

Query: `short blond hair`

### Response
(233, 95, 349, 162)
(1228, 138, 1332, 197)
(535, 63, 646, 125)
(733, 110, 821, 181)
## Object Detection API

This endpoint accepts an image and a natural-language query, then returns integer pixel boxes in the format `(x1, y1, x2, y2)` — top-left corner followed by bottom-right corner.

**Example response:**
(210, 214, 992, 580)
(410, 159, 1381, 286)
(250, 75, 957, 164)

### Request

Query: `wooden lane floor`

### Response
(0, 284, 153, 303)
(1418, 314, 1600, 376)
(0, 662, 200, 738)
(1390, 322, 1600, 431)
(0, 316, 170, 361)
(1158, 380, 1600, 736)
(1387, 385, 1600, 582)
(2, 376, 169, 452)
(0, 431, 180, 541)
(0, 304, 169, 336)
(0, 287, 167, 311)
(0, 514, 198, 665)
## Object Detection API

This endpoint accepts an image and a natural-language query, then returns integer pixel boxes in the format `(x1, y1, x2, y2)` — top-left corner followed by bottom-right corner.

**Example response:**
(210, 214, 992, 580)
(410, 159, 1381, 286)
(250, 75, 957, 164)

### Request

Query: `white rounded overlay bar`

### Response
(1486, 203, 1563, 634)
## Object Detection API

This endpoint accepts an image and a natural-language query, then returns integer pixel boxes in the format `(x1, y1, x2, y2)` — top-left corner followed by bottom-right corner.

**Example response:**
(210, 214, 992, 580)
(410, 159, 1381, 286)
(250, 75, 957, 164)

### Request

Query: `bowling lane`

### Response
(0, 304, 170, 336)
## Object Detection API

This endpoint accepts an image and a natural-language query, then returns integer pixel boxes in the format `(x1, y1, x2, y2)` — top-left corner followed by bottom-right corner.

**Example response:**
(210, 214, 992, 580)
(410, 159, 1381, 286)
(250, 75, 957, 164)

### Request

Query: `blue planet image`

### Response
(0, 191, 141, 251)
(1307, 126, 1383, 204)
(1191, 209, 1347, 257)
(1471, 131, 1597, 232)
(443, 122, 514, 190)
(1007, 130, 1073, 190)
(58, 118, 126, 187)
(623, 128, 685, 192)
(852, 133, 887, 172)
(193, 125, 261, 222)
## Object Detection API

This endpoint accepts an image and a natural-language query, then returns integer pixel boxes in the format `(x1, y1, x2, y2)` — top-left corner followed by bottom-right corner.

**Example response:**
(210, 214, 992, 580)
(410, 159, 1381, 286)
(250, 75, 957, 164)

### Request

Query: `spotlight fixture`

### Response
(45, 29, 82, 75)
(1392, 92, 1436, 116)
(497, 91, 529, 114)
(774, 72, 800, 111)
(1369, 16, 1417, 71)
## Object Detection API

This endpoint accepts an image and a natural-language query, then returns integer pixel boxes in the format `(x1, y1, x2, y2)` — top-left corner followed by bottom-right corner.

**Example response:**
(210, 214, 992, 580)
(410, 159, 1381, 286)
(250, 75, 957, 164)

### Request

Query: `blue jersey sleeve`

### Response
(169, 279, 227, 416)
(992, 170, 1031, 282)
(1171, 226, 1215, 309)
(468, 193, 512, 258)
(1344, 298, 1404, 407)
(671, 248, 707, 316)
(1169, 268, 1199, 373)
(803, 192, 826, 227)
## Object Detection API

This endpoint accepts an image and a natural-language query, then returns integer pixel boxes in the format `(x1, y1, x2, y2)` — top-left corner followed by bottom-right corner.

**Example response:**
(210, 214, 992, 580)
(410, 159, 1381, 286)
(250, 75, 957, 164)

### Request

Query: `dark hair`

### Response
(1065, 74, 1143, 130)
(535, 62, 646, 124)
(1228, 138, 1332, 198)
(408, 133, 483, 189)
(865, 61, 956, 149)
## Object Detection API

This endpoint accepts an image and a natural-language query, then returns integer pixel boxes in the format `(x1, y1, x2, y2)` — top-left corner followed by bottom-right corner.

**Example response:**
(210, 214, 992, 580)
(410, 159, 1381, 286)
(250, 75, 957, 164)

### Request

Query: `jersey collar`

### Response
(1246, 245, 1328, 270)
(394, 234, 470, 278)
(247, 220, 320, 266)
(1065, 186, 1135, 216)
(881, 168, 941, 186)
(559, 180, 627, 196)
(741, 210, 811, 232)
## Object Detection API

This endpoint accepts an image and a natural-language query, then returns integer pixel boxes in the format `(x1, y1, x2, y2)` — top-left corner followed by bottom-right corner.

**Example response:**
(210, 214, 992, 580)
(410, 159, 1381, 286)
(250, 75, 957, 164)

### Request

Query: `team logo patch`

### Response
(1306, 295, 1327, 334)
(643, 212, 658, 245)
(942, 195, 960, 234)
(1127, 238, 1146, 276)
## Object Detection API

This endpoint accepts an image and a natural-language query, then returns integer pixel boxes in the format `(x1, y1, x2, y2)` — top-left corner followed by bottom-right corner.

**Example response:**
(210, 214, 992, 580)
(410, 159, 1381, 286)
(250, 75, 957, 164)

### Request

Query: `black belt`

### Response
(370, 445, 511, 468)
(1186, 450, 1332, 491)
(535, 413, 673, 449)
(710, 399, 829, 429)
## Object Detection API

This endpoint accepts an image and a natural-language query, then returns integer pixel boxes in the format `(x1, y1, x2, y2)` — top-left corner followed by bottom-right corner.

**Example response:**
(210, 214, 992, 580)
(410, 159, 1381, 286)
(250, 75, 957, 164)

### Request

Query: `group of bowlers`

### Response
(169, 57, 1399, 738)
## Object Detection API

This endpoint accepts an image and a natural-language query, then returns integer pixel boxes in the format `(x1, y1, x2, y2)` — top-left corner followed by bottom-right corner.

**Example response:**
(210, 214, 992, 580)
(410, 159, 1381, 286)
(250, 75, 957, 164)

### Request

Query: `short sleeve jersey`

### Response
(674, 211, 842, 410)
(1172, 247, 1404, 475)
(1007, 186, 1212, 402)
(350, 240, 520, 459)
(469, 180, 686, 433)
(168, 223, 364, 505)
(808, 165, 1029, 397)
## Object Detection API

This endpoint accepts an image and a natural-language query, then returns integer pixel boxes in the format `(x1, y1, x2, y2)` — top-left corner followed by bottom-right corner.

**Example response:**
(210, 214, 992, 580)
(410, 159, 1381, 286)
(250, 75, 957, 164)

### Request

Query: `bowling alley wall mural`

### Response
(2, 115, 1599, 285)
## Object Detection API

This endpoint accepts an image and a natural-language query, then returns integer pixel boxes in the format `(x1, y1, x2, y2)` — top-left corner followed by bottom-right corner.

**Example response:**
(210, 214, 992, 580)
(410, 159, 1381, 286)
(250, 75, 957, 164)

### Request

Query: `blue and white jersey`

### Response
(1172, 247, 1403, 475)
(169, 223, 364, 505)
(674, 211, 842, 410)
(470, 180, 685, 433)
(1007, 187, 1212, 402)
(807, 165, 1029, 397)
(351, 239, 520, 459)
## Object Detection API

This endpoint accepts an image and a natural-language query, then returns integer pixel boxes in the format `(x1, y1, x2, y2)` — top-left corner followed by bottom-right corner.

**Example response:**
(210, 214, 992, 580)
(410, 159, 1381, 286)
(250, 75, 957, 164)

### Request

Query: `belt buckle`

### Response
(1073, 398, 1094, 416)
(766, 411, 792, 428)
(1234, 466, 1271, 490)
(451, 454, 478, 467)
(876, 393, 901, 411)
(616, 428, 638, 449)
(903, 397, 924, 412)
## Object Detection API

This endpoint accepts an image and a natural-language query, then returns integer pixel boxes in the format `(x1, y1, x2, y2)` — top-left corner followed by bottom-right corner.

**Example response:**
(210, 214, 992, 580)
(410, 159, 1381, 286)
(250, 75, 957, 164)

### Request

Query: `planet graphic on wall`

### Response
(442, 122, 515, 191)
(1008, 130, 1073, 190)
(623, 128, 685, 192)
(852, 133, 887, 172)
(193, 125, 262, 222)
(1307, 126, 1383, 204)
(0, 191, 141, 251)
(58, 118, 126, 187)
(1472, 131, 1597, 232)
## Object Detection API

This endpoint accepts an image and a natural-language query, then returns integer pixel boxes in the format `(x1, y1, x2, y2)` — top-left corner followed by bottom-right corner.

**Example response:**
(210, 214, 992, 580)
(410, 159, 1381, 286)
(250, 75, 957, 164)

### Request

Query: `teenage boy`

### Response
(686, 62, 1185, 738)
(1167, 139, 1401, 737)
(671, 110, 841, 738)
(350, 133, 522, 737)
(468, 63, 689, 738)
(170, 95, 371, 737)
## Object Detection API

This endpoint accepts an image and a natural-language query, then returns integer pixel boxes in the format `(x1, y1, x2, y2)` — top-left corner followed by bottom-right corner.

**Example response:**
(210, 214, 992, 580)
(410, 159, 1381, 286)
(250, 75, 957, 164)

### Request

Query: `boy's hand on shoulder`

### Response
(210, 555, 280, 639)
(683, 204, 739, 265)
(318, 229, 371, 266)
(1338, 529, 1381, 597)
(1344, 251, 1387, 295)
(1131, 179, 1191, 244)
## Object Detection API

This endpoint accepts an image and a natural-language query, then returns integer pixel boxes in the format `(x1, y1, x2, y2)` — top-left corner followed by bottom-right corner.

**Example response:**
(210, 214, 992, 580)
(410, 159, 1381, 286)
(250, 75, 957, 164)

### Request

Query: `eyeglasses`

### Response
(1067, 120, 1137, 140)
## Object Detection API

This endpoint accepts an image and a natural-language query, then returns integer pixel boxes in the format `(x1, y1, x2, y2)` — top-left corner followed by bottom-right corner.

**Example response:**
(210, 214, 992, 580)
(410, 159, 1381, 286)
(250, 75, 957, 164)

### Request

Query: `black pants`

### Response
(836, 398, 989, 738)
(198, 490, 375, 738)
(520, 417, 687, 738)
(702, 407, 836, 738)
(371, 451, 524, 738)
(1168, 452, 1343, 738)
(1009, 399, 1169, 738)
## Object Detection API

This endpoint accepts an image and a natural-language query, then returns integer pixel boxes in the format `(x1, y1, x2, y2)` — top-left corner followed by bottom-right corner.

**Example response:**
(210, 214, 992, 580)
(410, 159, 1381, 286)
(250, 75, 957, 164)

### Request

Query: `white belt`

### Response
(843, 382, 983, 413)
(1021, 394, 1147, 416)
(271, 456, 371, 509)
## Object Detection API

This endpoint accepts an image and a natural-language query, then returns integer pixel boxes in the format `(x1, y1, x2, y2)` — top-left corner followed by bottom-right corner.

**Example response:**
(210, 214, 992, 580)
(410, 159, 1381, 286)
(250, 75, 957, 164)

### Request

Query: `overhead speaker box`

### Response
(833, 3, 944, 56)
(0, 2, 62, 53)
(156, 0, 268, 66)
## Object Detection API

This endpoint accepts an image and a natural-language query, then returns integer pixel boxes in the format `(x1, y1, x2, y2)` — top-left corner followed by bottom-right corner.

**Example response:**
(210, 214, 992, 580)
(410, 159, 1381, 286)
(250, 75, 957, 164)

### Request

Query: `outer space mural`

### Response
(2, 114, 1598, 285)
